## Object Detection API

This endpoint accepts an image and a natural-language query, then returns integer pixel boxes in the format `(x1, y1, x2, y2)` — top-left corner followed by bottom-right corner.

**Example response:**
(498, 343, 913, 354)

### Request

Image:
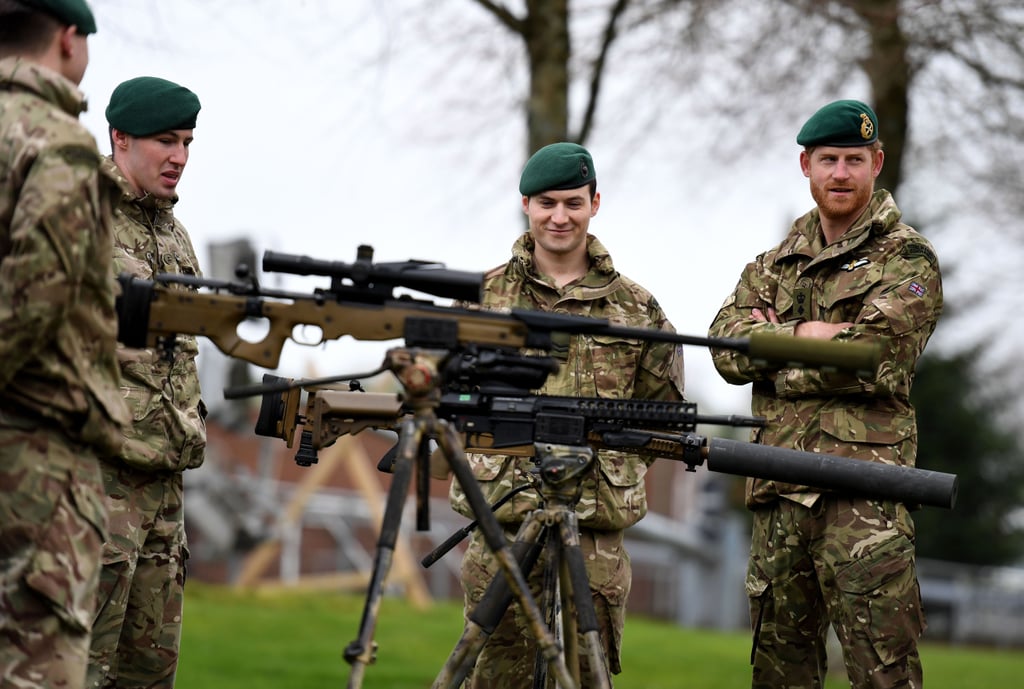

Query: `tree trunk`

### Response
(852, 0, 911, 194)
(523, 0, 571, 155)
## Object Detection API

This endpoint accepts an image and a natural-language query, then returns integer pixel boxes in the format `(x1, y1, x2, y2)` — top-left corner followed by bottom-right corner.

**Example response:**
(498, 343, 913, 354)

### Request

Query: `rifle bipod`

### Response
(430, 442, 612, 689)
(340, 349, 577, 689)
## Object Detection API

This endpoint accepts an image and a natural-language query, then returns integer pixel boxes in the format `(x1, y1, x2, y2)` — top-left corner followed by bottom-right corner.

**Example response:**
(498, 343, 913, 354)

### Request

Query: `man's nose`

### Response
(169, 144, 189, 166)
(551, 204, 568, 223)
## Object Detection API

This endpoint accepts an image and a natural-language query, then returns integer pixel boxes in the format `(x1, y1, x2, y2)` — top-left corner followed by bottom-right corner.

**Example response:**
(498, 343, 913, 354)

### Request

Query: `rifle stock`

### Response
(118, 276, 539, 369)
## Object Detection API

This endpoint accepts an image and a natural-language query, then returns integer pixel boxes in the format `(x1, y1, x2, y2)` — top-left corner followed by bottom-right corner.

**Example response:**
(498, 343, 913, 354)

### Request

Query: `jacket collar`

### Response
(101, 155, 179, 216)
(0, 57, 87, 117)
(508, 232, 621, 299)
(775, 189, 901, 266)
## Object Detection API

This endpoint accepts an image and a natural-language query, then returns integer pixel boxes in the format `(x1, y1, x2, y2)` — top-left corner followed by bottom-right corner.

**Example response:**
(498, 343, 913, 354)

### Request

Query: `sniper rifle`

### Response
(115, 245, 881, 376)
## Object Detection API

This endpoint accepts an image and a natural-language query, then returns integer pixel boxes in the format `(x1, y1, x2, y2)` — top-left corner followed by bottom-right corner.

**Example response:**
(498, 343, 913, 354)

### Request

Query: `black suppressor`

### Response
(705, 437, 958, 509)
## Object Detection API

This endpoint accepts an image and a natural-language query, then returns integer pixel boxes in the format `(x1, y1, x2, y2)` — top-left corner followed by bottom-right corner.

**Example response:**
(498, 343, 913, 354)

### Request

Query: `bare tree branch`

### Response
(471, 0, 527, 34)
(577, 0, 632, 143)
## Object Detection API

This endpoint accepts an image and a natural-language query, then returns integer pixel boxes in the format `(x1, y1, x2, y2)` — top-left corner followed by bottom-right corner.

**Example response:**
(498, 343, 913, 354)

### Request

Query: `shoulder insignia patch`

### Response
(900, 242, 936, 265)
(56, 144, 99, 166)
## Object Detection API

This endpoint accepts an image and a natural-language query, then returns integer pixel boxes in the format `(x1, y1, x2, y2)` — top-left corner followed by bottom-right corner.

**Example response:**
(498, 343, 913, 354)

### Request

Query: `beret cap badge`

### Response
(860, 113, 874, 140)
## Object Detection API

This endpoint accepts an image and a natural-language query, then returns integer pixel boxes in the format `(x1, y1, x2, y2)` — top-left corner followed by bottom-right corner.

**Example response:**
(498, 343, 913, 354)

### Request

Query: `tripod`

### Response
(432, 442, 612, 689)
(340, 348, 576, 689)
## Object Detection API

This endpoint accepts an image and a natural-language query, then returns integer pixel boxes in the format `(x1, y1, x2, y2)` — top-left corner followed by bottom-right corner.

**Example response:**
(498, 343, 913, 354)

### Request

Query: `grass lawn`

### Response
(177, 583, 1023, 688)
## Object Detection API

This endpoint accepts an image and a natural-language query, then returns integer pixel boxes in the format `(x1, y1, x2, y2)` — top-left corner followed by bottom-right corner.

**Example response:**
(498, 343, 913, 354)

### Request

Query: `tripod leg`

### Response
(557, 515, 611, 689)
(435, 421, 577, 689)
(343, 417, 421, 688)
(433, 518, 546, 688)
(557, 542, 580, 689)
(416, 426, 431, 531)
(532, 530, 564, 689)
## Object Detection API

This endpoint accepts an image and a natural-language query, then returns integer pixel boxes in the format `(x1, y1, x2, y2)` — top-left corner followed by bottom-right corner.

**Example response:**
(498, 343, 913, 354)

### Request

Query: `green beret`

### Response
(797, 99, 878, 147)
(105, 76, 201, 137)
(21, 0, 97, 34)
(519, 142, 596, 197)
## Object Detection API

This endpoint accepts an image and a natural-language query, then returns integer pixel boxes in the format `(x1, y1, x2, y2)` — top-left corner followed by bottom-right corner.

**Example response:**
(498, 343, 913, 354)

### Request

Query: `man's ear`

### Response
(57, 25, 77, 57)
(872, 149, 885, 178)
(799, 150, 812, 178)
(111, 128, 130, 151)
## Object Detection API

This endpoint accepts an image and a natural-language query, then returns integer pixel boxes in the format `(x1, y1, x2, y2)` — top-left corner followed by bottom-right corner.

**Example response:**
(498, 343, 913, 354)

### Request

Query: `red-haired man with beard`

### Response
(708, 100, 943, 689)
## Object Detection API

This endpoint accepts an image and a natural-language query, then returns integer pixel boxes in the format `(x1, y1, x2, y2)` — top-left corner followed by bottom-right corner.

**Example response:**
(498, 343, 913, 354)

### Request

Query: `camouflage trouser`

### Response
(459, 523, 630, 689)
(747, 497, 925, 689)
(86, 465, 186, 689)
(0, 425, 107, 688)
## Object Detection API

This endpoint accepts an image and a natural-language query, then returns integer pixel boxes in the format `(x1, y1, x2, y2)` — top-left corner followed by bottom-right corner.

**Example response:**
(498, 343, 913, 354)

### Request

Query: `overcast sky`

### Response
(78, 0, 969, 419)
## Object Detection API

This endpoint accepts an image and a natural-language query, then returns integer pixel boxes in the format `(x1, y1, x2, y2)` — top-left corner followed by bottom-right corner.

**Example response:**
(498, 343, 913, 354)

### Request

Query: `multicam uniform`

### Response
(708, 190, 943, 689)
(86, 158, 206, 689)
(0, 57, 128, 687)
(450, 233, 684, 688)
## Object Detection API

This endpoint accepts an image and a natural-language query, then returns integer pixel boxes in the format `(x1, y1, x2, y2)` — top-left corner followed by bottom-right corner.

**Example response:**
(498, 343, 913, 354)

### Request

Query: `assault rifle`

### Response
(251, 374, 959, 511)
(115, 245, 882, 375)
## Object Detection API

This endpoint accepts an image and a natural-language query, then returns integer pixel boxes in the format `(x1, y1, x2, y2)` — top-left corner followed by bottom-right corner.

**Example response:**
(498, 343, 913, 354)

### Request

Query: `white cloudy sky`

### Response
(78, 0, 972, 418)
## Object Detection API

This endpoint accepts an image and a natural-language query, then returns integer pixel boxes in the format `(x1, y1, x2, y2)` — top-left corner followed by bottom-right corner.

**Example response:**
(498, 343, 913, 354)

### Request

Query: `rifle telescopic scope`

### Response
(261, 245, 484, 303)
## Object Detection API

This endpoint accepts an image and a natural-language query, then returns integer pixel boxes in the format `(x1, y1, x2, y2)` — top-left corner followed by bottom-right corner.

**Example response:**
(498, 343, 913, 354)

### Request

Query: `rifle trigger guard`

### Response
(243, 296, 264, 318)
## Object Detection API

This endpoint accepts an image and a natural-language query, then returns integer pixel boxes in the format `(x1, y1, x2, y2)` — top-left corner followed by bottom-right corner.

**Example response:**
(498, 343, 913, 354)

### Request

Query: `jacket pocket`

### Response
(450, 453, 533, 523)
(119, 362, 206, 471)
(820, 259, 883, 311)
(834, 533, 924, 666)
(586, 335, 641, 396)
(820, 407, 916, 463)
(582, 450, 648, 530)
(25, 483, 104, 633)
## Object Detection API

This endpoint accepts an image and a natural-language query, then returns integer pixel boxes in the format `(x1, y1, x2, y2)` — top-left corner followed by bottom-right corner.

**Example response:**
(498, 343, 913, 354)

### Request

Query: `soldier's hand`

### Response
(751, 306, 780, 323)
(753, 307, 852, 340)
(794, 320, 853, 340)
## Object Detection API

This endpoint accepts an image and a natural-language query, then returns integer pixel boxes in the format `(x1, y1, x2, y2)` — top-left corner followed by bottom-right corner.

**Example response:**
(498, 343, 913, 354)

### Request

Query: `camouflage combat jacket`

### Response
(104, 157, 206, 472)
(708, 190, 943, 508)
(0, 57, 128, 457)
(450, 233, 685, 531)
